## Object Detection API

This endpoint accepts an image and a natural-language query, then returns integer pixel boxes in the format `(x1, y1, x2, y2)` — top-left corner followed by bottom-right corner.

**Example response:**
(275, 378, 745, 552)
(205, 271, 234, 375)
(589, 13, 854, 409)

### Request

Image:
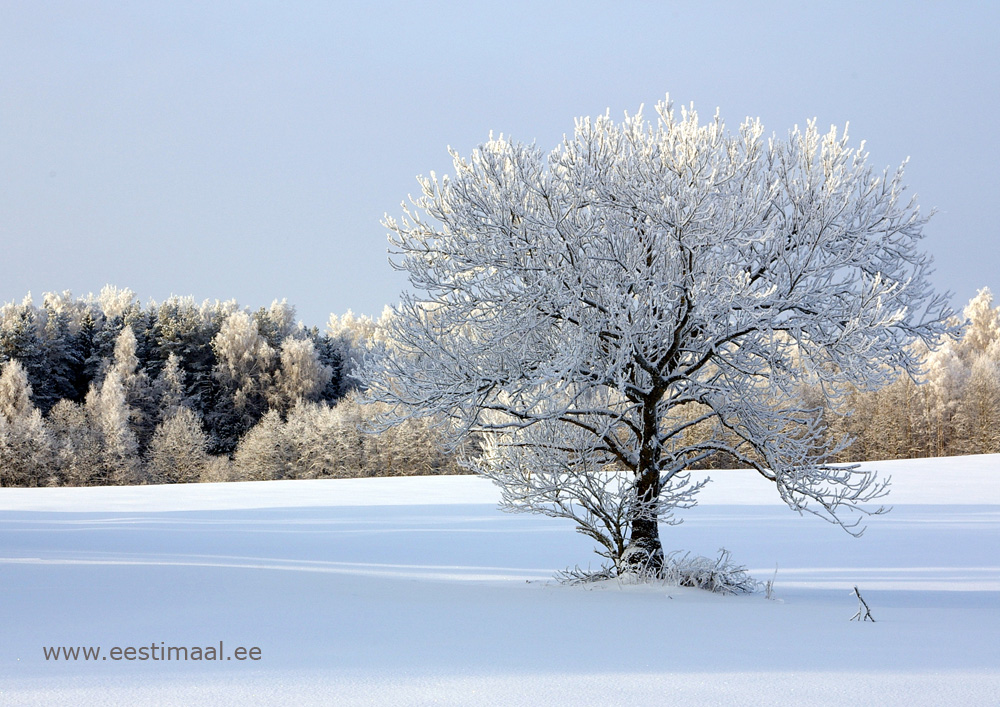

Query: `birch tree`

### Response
(361, 97, 956, 573)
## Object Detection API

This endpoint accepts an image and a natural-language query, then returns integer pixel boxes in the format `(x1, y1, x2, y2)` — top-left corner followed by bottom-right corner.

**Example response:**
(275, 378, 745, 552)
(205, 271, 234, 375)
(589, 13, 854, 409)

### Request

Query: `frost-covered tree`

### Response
(232, 410, 290, 481)
(0, 359, 34, 421)
(254, 299, 298, 350)
(0, 359, 53, 486)
(38, 292, 86, 410)
(366, 410, 456, 477)
(269, 337, 334, 413)
(87, 370, 143, 485)
(150, 295, 223, 410)
(279, 396, 463, 480)
(956, 288, 1000, 361)
(361, 98, 957, 572)
(47, 399, 103, 486)
(0, 296, 46, 399)
(282, 401, 341, 479)
(108, 326, 155, 449)
(211, 310, 277, 450)
(327, 307, 393, 395)
(152, 352, 190, 421)
(146, 407, 211, 483)
(950, 289, 1000, 454)
(953, 353, 1000, 455)
(302, 396, 366, 477)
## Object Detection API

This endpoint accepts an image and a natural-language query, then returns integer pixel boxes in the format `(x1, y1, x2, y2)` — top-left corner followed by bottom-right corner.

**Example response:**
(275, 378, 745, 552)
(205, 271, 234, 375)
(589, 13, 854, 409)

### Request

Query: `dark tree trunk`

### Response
(622, 396, 664, 574)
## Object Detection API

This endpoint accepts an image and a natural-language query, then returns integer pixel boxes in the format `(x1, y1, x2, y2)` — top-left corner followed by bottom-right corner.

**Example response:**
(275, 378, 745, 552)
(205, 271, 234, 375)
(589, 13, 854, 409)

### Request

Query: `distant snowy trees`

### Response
(361, 97, 957, 572)
(831, 288, 1000, 460)
(230, 396, 464, 481)
(0, 279, 996, 491)
(0, 287, 463, 486)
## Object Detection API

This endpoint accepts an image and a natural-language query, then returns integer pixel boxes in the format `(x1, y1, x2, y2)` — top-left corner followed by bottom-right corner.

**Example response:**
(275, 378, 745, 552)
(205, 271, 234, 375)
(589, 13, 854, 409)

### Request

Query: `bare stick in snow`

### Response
(851, 585, 875, 622)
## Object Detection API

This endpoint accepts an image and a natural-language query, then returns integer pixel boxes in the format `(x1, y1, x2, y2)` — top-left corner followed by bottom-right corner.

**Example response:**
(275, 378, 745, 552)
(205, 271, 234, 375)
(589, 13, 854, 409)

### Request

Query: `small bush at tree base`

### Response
(558, 547, 759, 595)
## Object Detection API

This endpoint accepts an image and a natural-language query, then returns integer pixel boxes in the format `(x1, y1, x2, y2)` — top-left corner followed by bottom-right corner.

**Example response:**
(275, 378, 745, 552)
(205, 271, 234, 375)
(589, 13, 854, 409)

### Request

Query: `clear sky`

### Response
(2, 1, 997, 328)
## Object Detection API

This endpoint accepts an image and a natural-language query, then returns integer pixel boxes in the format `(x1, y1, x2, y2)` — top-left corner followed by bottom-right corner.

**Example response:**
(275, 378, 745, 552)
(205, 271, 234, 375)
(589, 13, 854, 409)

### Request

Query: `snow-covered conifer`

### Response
(327, 309, 386, 395)
(38, 292, 85, 411)
(254, 299, 297, 349)
(152, 353, 190, 421)
(151, 296, 222, 411)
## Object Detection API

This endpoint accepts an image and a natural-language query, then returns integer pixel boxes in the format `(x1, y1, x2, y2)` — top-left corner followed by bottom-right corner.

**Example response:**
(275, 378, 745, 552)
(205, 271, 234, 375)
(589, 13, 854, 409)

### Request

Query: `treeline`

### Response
(672, 287, 1000, 469)
(1, 286, 998, 487)
(828, 287, 1000, 461)
(0, 287, 464, 486)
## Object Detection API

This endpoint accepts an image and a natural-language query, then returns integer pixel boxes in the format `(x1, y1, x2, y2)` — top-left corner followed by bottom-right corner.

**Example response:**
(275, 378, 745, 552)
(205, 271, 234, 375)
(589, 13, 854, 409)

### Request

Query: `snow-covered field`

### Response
(2, 455, 999, 706)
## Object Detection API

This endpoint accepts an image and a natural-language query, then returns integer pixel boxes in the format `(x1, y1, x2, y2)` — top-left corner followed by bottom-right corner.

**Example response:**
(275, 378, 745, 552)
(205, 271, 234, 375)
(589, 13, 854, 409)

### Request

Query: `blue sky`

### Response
(2, 1, 997, 327)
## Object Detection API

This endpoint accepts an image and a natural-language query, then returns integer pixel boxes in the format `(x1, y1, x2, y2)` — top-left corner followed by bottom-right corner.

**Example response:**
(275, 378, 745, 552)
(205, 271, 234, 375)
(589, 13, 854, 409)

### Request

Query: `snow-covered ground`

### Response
(2, 455, 998, 706)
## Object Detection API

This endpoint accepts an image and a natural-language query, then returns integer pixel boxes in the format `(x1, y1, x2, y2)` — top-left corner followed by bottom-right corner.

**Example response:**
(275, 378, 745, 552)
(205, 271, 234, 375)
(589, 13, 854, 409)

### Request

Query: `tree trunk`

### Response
(623, 469, 663, 573)
(622, 397, 664, 574)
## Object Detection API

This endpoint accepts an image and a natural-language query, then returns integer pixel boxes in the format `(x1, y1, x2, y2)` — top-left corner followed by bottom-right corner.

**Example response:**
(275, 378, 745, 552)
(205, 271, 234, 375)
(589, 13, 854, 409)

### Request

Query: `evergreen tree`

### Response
(152, 353, 190, 421)
(37, 292, 86, 411)
(326, 310, 377, 396)
(149, 296, 222, 411)
(0, 297, 46, 403)
(308, 329, 345, 404)
(253, 299, 297, 350)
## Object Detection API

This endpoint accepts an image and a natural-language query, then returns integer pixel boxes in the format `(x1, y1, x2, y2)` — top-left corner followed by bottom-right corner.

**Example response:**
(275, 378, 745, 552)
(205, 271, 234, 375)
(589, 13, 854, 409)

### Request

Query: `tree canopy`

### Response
(361, 97, 957, 572)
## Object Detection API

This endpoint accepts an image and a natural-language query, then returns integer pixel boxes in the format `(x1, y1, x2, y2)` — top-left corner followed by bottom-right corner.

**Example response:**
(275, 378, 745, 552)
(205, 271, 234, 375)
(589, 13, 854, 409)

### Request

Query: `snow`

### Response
(2, 455, 999, 705)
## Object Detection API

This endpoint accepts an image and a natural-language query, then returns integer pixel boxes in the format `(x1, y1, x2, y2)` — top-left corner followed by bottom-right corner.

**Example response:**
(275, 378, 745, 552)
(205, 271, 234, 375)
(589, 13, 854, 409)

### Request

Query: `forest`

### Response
(0, 285, 997, 487)
(0, 286, 462, 486)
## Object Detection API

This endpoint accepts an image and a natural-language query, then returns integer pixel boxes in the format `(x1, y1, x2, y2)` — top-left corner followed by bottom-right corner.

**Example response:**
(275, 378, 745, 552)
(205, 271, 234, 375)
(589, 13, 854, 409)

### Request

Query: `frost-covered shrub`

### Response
(658, 548, 759, 595)
(558, 547, 759, 595)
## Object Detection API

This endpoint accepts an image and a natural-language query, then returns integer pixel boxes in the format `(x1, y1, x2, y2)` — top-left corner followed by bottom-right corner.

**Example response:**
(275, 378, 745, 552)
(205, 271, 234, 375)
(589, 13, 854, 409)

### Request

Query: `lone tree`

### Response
(360, 97, 956, 574)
